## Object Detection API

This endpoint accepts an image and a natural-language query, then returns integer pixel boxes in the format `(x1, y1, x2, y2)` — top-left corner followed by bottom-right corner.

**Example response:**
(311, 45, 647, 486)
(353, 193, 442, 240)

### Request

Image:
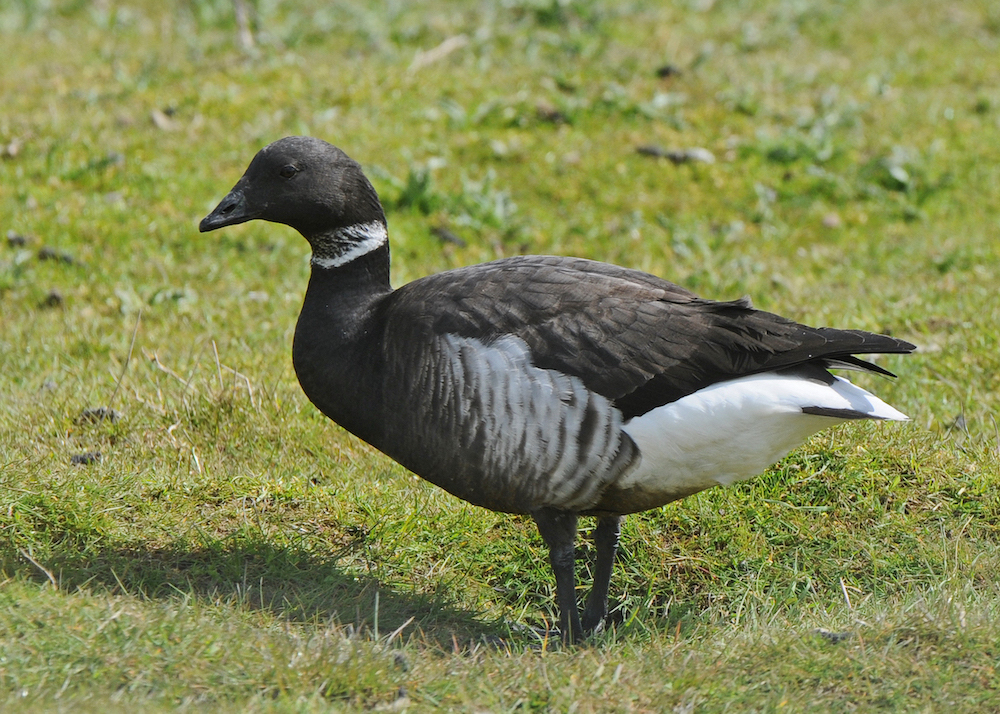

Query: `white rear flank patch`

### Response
(311, 221, 387, 269)
(620, 371, 907, 497)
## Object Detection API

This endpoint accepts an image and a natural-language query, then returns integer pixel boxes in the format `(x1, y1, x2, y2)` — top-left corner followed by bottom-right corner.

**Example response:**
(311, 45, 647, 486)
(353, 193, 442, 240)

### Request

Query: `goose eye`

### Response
(279, 164, 299, 179)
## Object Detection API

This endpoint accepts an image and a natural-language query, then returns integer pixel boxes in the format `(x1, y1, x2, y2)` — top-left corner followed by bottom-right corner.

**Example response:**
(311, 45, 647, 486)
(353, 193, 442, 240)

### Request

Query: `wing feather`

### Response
(384, 255, 914, 420)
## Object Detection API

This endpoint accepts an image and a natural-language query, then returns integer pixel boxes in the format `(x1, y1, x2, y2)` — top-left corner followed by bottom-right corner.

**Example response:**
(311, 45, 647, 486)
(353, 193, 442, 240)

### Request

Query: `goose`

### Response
(199, 136, 914, 643)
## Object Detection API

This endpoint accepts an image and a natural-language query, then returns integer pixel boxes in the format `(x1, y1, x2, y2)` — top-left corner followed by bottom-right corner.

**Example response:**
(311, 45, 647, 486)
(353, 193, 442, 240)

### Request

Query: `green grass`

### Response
(2, 0, 999, 710)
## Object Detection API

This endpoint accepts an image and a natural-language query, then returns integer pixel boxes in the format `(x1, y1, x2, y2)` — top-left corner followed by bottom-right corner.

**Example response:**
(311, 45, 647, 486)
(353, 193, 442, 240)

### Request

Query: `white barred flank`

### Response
(311, 220, 388, 269)
(434, 333, 631, 511)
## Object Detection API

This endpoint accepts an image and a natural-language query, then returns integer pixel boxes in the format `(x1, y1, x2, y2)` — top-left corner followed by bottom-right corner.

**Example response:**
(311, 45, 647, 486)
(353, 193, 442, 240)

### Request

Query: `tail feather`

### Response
(820, 355, 899, 378)
(811, 375, 909, 421)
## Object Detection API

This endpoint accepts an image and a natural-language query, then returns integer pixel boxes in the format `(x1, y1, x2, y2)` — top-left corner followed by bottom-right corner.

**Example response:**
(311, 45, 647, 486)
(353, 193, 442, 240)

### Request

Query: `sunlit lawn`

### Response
(2, 0, 999, 710)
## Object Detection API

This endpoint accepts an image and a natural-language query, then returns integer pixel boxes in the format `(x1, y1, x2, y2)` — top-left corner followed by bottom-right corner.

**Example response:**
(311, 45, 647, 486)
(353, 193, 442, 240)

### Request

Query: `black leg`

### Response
(532, 508, 582, 643)
(581, 515, 623, 633)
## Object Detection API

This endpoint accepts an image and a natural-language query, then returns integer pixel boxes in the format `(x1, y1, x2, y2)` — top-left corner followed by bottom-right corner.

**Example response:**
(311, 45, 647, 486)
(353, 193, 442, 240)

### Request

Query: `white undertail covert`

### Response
(620, 371, 907, 498)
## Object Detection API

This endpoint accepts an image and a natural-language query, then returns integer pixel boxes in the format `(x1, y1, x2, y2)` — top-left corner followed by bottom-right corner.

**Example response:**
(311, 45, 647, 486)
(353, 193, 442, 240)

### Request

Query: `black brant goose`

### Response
(200, 136, 914, 643)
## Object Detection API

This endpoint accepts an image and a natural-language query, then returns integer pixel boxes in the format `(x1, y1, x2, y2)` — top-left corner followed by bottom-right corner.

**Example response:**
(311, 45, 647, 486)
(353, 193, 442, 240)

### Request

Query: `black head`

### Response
(199, 137, 386, 240)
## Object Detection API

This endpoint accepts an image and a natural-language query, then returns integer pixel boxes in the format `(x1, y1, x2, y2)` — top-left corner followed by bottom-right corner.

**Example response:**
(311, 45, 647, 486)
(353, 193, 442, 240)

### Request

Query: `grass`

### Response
(1, 0, 999, 710)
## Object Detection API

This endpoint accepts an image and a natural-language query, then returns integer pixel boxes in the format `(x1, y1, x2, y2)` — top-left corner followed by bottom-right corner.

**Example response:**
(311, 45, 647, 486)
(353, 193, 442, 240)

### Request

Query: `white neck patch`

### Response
(311, 220, 388, 269)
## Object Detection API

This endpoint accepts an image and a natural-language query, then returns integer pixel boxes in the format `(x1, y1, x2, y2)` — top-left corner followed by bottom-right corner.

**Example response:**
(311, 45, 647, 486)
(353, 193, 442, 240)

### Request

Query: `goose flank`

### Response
(200, 136, 915, 643)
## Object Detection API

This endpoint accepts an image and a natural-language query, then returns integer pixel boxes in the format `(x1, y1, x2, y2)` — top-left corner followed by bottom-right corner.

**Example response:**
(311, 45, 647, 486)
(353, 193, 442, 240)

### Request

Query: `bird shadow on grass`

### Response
(2, 537, 509, 650)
